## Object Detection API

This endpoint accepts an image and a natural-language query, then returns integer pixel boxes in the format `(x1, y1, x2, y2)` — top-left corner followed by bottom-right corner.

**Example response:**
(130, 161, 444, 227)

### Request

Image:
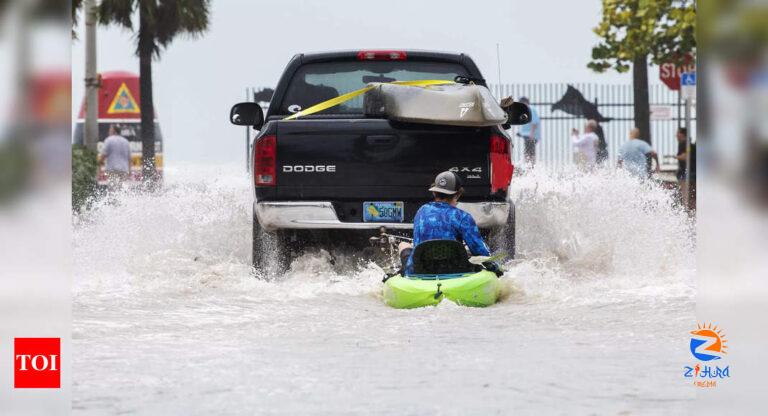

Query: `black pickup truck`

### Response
(230, 50, 526, 271)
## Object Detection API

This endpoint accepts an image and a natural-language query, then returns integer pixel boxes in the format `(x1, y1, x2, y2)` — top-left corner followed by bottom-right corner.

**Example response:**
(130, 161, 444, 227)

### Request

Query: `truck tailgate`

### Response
(274, 119, 492, 200)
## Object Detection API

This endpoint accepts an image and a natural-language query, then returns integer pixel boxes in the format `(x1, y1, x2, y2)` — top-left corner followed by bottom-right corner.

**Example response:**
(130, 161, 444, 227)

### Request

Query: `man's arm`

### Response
(649, 150, 660, 172)
(459, 214, 490, 256)
(98, 140, 109, 165)
(571, 133, 591, 146)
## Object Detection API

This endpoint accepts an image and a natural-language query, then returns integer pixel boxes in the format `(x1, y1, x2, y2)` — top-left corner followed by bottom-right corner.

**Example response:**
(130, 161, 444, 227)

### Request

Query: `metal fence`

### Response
(246, 82, 696, 170)
(489, 83, 696, 168)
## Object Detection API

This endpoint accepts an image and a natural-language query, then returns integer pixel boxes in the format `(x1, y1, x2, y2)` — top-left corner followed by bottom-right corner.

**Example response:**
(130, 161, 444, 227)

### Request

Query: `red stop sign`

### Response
(660, 55, 696, 90)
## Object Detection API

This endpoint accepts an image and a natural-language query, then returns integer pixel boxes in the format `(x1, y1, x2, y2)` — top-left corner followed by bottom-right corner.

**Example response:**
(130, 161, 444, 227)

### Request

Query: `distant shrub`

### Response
(72, 144, 98, 212)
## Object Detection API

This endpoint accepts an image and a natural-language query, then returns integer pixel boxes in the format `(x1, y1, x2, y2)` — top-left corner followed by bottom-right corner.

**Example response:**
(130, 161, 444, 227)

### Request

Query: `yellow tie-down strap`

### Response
(284, 79, 456, 120)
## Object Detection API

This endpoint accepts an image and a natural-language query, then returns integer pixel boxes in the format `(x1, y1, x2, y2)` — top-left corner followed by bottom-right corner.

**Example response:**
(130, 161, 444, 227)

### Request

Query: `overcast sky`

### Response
(71, 0, 655, 165)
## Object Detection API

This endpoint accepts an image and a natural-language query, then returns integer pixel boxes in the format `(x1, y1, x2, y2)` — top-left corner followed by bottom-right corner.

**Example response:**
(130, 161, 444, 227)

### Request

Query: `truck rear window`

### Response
(278, 61, 468, 115)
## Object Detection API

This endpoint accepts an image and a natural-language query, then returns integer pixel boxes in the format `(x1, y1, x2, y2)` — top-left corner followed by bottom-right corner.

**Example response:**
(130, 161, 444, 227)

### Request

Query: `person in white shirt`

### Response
(571, 120, 600, 169)
(98, 125, 132, 190)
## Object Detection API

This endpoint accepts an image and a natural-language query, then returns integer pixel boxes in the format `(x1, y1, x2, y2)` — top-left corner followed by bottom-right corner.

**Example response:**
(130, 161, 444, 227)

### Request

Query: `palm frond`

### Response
(155, 0, 210, 48)
(72, 0, 83, 28)
(98, 0, 135, 29)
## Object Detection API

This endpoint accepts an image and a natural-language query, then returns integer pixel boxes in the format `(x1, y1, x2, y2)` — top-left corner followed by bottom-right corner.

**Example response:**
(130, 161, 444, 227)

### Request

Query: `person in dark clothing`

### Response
(676, 127, 688, 181)
(675, 127, 696, 211)
(685, 142, 696, 211)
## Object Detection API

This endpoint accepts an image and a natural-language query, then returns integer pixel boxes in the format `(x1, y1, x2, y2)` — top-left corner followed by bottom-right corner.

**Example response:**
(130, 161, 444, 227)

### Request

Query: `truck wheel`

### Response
(490, 202, 516, 260)
(252, 214, 291, 275)
(504, 203, 516, 259)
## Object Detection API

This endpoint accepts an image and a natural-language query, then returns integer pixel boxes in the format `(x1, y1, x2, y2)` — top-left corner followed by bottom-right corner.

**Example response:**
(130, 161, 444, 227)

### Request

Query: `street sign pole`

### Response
(685, 97, 691, 208)
(680, 71, 696, 209)
(245, 87, 251, 172)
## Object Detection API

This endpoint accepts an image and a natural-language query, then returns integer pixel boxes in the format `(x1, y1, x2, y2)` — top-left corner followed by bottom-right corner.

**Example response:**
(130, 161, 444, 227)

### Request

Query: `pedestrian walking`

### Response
(617, 127, 660, 179)
(99, 125, 131, 191)
(516, 97, 540, 167)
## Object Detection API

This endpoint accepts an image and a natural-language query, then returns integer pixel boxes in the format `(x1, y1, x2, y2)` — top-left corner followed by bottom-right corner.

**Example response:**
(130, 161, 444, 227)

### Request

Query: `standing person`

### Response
(592, 119, 609, 165)
(617, 127, 660, 178)
(98, 125, 131, 191)
(675, 127, 688, 182)
(397, 171, 501, 275)
(570, 120, 599, 169)
(516, 97, 541, 167)
(674, 127, 688, 205)
(675, 127, 696, 210)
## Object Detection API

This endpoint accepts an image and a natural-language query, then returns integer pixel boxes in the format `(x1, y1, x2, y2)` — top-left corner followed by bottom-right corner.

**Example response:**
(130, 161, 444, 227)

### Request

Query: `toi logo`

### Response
(689, 323, 728, 361)
(14, 338, 61, 388)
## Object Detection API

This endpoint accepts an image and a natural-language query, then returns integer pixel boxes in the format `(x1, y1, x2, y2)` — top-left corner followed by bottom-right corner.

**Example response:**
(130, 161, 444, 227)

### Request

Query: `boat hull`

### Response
(383, 270, 501, 309)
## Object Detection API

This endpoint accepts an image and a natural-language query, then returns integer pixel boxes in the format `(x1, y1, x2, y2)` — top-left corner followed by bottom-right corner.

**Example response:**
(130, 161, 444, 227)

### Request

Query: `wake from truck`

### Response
(73, 163, 694, 305)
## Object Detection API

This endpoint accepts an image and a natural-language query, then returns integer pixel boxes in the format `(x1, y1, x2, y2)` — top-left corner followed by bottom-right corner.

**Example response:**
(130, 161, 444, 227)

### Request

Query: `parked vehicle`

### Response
(230, 50, 528, 271)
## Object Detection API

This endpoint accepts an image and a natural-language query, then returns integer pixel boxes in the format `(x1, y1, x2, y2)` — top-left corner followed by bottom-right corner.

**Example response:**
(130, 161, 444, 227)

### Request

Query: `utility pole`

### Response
(680, 70, 696, 210)
(83, 0, 99, 151)
(684, 97, 692, 208)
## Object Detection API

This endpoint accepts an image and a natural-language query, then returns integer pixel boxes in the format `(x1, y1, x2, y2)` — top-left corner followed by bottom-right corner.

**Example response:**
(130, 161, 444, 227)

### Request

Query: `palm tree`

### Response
(75, 0, 211, 184)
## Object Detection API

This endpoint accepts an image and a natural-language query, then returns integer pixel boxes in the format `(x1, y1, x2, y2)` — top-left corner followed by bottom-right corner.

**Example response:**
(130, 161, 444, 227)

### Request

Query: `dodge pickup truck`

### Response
(230, 50, 528, 271)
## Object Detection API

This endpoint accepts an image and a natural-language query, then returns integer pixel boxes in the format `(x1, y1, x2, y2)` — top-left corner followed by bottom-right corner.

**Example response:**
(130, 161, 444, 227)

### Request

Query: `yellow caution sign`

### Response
(284, 80, 455, 120)
(131, 153, 164, 168)
(107, 82, 140, 114)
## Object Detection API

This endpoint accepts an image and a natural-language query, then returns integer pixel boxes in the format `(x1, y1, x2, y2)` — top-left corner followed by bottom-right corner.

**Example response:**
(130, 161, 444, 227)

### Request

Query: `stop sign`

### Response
(660, 54, 696, 90)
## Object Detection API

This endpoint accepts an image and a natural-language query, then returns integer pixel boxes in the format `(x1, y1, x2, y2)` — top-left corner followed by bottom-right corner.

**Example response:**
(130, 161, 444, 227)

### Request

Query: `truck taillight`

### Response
(254, 135, 276, 186)
(356, 50, 407, 61)
(490, 134, 514, 193)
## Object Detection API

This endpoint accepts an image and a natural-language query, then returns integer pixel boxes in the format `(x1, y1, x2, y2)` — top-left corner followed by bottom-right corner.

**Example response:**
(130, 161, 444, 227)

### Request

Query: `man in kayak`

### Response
(399, 171, 500, 275)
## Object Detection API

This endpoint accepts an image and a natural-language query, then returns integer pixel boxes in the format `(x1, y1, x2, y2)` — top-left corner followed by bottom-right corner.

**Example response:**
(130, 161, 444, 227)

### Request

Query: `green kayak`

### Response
(383, 270, 501, 309)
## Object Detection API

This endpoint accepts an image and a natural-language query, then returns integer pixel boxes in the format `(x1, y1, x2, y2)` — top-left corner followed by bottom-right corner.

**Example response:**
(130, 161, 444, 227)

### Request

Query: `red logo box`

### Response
(14, 338, 61, 388)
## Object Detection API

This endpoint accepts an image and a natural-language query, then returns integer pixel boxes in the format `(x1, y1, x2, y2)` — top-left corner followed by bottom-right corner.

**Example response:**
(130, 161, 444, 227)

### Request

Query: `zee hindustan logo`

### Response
(683, 323, 730, 388)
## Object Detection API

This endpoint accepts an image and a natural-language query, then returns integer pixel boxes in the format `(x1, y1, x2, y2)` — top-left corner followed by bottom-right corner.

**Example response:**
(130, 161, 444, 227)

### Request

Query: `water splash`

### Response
(74, 164, 695, 306)
(72, 164, 697, 415)
(506, 166, 695, 304)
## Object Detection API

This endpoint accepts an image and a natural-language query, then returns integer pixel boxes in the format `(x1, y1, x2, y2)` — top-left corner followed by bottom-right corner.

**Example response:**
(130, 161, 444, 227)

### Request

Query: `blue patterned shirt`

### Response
(405, 202, 490, 275)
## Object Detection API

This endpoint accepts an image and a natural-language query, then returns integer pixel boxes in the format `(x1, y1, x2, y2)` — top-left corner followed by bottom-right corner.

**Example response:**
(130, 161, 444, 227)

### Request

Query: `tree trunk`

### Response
(138, 3, 156, 186)
(632, 54, 651, 145)
(83, 0, 99, 151)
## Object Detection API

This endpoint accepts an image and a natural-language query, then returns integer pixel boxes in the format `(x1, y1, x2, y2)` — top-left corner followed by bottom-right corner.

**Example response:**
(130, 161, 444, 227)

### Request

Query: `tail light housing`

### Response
(357, 50, 407, 61)
(490, 134, 514, 193)
(254, 135, 276, 186)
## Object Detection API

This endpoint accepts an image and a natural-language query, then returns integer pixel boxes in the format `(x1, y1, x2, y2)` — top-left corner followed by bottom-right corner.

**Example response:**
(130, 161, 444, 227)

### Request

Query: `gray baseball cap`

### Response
(429, 171, 463, 195)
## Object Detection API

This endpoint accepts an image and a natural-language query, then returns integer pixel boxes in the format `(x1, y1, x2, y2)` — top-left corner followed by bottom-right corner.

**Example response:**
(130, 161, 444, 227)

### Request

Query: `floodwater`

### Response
(73, 164, 696, 415)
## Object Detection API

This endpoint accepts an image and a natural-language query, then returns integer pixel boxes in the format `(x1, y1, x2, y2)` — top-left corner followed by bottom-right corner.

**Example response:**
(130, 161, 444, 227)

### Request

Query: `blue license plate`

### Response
(363, 201, 404, 223)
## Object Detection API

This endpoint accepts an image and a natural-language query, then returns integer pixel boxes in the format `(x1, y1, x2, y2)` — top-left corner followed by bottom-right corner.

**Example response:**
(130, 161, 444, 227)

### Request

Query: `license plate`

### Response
(363, 201, 404, 223)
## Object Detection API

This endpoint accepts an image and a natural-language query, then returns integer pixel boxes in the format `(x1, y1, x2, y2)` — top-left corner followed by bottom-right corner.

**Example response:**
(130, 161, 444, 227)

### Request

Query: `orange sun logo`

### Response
(690, 323, 728, 361)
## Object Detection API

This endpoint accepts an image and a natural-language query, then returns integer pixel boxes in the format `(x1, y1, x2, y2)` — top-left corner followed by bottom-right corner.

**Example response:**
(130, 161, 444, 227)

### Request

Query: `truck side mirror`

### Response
(230, 102, 264, 129)
(504, 102, 532, 126)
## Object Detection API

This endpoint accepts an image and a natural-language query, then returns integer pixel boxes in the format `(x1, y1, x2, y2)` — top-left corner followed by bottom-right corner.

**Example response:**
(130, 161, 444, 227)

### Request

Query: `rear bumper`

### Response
(255, 201, 510, 231)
